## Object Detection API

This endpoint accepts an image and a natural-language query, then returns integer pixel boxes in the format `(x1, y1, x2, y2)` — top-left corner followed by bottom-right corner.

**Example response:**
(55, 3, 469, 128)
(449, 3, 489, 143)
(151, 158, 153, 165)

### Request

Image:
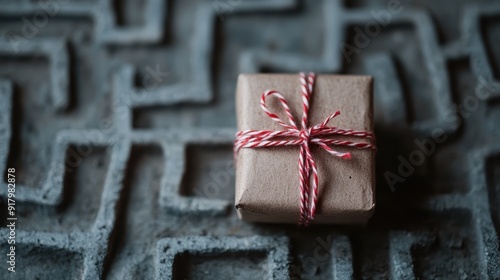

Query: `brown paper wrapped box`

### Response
(235, 74, 375, 224)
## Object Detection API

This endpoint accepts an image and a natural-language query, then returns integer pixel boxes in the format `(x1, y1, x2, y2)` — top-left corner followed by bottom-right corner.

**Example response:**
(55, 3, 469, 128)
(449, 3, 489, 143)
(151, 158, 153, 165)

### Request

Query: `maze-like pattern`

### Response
(1, 0, 500, 279)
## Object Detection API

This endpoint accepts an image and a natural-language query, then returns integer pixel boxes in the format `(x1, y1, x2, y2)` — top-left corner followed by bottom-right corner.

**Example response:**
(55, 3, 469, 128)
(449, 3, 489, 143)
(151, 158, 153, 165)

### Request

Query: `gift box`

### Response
(234, 73, 375, 224)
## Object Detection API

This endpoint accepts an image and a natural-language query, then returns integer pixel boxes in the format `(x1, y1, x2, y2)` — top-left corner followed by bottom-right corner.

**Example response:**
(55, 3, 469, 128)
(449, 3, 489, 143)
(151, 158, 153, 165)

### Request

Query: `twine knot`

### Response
(299, 128, 313, 144)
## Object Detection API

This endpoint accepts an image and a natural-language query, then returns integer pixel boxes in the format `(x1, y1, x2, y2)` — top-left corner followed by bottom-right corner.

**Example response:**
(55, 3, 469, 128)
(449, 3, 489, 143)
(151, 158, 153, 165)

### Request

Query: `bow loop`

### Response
(260, 90, 299, 132)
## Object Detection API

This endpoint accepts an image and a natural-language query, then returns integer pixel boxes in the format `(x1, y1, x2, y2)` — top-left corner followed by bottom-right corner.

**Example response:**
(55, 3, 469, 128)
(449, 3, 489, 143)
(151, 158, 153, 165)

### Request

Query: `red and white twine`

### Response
(234, 72, 375, 226)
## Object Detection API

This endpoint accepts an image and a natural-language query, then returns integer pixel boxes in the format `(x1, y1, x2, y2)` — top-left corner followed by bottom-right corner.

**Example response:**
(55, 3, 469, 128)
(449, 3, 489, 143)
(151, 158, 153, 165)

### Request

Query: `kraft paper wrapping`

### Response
(235, 74, 375, 224)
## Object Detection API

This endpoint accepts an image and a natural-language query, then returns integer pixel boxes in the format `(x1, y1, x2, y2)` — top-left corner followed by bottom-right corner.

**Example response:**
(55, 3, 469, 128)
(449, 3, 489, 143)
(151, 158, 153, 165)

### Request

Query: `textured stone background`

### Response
(0, 0, 499, 279)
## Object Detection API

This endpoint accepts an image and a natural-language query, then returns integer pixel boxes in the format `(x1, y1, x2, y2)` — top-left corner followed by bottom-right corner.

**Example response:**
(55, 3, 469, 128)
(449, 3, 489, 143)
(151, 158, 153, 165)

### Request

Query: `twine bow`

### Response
(234, 72, 375, 226)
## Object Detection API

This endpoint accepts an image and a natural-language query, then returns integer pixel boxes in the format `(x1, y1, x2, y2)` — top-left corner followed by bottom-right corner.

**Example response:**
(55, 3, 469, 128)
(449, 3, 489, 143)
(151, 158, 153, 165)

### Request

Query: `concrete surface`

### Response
(0, 0, 499, 279)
